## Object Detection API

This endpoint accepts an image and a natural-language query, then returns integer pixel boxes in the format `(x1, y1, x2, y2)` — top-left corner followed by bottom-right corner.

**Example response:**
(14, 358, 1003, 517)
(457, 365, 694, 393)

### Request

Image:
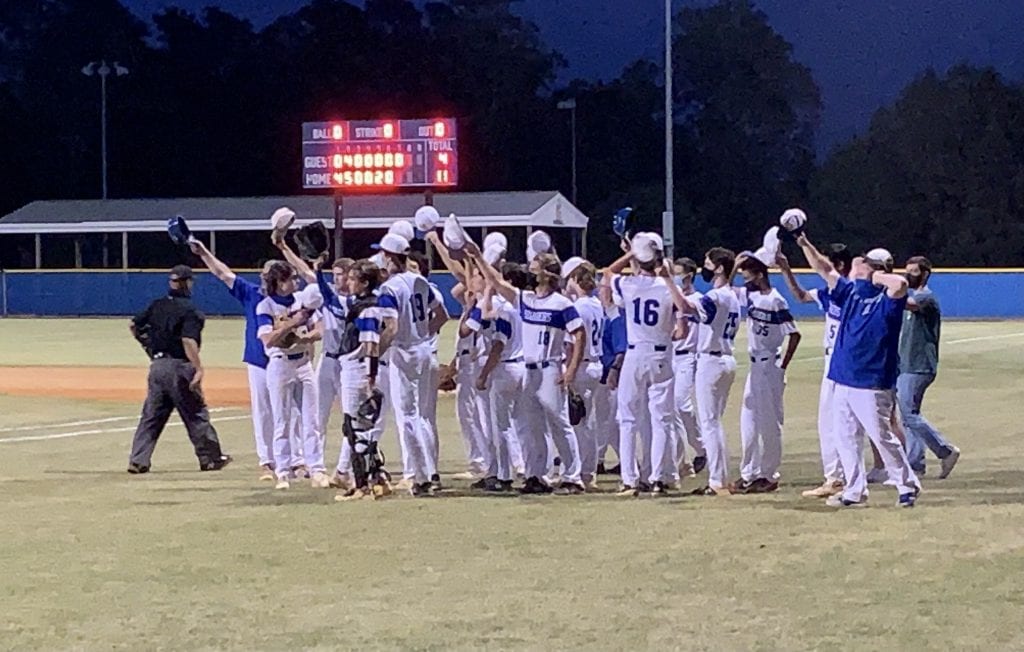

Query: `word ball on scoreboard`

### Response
(302, 119, 458, 190)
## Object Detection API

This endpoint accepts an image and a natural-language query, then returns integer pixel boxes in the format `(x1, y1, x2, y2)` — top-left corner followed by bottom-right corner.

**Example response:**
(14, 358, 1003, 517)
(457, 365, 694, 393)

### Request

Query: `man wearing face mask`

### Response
(671, 258, 705, 481)
(127, 265, 232, 473)
(898, 256, 960, 478)
(797, 235, 921, 508)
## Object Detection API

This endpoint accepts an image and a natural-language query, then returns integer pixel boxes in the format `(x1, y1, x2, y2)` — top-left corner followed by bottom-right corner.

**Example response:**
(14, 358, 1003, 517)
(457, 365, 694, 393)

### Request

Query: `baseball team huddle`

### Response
(186, 205, 960, 507)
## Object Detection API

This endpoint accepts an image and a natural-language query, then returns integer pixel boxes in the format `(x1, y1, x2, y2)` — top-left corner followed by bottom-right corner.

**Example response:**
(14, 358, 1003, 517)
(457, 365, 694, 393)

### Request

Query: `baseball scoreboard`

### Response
(302, 119, 458, 190)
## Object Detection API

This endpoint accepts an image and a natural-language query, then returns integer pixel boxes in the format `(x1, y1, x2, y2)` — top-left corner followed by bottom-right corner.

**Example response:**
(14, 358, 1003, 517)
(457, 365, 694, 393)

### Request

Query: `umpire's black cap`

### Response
(169, 264, 194, 281)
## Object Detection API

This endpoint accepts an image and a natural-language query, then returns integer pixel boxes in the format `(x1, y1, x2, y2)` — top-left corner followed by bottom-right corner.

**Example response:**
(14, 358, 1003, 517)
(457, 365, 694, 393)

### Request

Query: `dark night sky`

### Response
(124, 0, 1024, 152)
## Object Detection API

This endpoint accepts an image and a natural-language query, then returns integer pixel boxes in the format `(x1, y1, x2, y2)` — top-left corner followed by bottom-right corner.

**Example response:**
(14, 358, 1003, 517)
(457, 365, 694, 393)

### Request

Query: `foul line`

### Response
(945, 332, 1024, 345)
(0, 414, 251, 443)
(0, 407, 244, 434)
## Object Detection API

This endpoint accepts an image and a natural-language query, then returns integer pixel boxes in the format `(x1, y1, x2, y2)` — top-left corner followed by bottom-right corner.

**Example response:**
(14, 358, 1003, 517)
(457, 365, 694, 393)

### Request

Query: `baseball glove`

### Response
(295, 222, 330, 260)
(437, 363, 457, 392)
(568, 390, 586, 426)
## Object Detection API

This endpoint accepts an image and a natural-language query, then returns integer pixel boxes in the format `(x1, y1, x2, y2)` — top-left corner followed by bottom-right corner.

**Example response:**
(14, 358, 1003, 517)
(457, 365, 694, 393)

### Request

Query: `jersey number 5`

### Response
(632, 298, 660, 326)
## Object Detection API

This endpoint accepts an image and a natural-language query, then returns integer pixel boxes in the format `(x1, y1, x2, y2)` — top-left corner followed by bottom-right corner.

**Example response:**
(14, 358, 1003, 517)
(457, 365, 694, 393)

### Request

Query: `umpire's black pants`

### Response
(129, 357, 224, 469)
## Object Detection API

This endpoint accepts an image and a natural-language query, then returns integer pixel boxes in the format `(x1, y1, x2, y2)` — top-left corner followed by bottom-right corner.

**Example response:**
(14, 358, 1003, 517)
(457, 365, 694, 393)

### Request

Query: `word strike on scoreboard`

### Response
(302, 119, 458, 190)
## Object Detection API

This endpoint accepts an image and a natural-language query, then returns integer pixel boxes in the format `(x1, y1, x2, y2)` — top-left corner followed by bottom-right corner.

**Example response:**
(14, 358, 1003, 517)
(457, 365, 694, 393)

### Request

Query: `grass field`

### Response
(1, 317, 1024, 650)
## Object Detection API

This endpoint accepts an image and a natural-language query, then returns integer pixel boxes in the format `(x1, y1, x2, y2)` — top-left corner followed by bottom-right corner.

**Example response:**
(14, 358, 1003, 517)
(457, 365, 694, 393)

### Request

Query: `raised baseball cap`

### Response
(864, 247, 894, 272)
(631, 232, 662, 264)
(169, 264, 193, 280)
(561, 256, 586, 279)
(378, 233, 411, 255)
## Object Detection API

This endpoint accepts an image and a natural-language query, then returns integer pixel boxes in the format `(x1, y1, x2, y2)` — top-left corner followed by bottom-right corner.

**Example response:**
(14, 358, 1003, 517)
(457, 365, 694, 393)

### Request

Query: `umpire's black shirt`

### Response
(133, 290, 205, 359)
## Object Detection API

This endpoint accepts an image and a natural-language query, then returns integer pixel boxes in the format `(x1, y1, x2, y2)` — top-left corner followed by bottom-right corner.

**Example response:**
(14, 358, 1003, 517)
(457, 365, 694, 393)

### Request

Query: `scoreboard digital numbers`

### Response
(302, 119, 458, 190)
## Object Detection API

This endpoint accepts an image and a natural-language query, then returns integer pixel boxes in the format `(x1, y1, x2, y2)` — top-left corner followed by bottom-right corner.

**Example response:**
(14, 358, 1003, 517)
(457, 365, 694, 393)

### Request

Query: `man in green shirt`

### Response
(897, 256, 960, 478)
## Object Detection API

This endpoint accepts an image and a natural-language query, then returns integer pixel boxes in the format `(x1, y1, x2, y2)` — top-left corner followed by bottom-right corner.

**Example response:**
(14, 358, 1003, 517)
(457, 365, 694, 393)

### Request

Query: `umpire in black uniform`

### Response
(127, 264, 231, 473)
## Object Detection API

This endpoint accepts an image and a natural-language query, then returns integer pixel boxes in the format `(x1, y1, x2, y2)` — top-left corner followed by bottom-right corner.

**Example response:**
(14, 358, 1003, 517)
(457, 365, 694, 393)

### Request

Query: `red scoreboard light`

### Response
(302, 119, 458, 190)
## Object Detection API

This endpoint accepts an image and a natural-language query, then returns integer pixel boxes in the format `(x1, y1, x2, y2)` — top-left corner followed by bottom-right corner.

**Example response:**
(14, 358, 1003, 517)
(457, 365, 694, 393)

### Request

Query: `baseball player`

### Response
(730, 254, 802, 493)
(188, 239, 277, 480)
(332, 259, 391, 501)
(604, 233, 691, 495)
(687, 247, 741, 496)
(409, 250, 448, 487)
(776, 245, 850, 497)
(469, 245, 586, 495)
(597, 281, 627, 474)
(796, 235, 921, 508)
(561, 257, 609, 489)
(256, 262, 328, 489)
(376, 233, 448, 496)
(671, 258, 704, 481)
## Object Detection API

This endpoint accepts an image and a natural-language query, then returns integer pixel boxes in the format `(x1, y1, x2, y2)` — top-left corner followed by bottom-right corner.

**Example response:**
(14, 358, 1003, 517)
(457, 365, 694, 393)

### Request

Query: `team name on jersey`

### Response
(747, 306, 793, 324)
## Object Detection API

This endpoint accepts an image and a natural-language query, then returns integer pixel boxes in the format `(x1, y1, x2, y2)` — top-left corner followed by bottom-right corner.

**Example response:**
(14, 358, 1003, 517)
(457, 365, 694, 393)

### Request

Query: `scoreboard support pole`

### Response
(333, 192, 344, 258)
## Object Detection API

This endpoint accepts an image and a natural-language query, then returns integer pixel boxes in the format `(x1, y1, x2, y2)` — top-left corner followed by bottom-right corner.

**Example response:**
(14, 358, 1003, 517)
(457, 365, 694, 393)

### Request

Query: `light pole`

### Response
(663, 0, 675, 259)
(557, 98, 578, 206)
(82, 60, 129, 200)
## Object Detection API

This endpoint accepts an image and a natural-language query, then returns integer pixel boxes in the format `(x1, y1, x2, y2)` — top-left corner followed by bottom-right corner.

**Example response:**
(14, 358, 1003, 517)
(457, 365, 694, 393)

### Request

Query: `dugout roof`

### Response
(0, 191, 588, 234)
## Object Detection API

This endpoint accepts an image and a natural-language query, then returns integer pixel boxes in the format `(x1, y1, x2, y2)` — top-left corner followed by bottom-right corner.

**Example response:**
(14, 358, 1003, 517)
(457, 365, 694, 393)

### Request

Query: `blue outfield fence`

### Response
(0, 269, 1022, 319)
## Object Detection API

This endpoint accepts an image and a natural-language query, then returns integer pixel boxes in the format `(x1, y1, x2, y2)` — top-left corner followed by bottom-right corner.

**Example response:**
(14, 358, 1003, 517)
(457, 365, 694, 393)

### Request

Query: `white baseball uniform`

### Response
(471, 296, 525, 482)
(453, 318, 487, 474)
(686, 286, 740, 490)
(809, 286, 844, 484)
(378, 271, 441, 484)
(569, 293, 607, 483)
(613, 275, 677, 487)
(256, 295, 324, 481)
(515, 289, 584, 485)
(672, 288, 703, 476)
(424, 282, 445, 468)
(736, 286, 798, 483)
(313, 272, 351, 476)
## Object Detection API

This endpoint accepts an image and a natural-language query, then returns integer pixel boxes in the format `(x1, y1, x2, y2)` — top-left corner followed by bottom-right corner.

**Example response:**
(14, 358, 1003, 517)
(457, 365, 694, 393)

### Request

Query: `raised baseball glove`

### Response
(437, 363, 457, 392)
(568, 390, 586, 426)
(295, 221, 330, 260)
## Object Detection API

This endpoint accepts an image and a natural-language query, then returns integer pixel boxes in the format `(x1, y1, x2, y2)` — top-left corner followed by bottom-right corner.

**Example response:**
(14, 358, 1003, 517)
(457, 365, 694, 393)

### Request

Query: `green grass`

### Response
(1, 318, 1024, 650)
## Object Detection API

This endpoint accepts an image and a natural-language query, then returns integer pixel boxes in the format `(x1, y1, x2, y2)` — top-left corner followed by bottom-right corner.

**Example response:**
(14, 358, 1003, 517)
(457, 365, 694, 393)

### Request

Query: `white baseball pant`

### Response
(695, 354, 736, 489)
(388, 344, 437, 484)
(486, 360, 525, 481)
(426, 352, 440, 466)
(246, 364, 274, 467)
(672, 351, 703, 472)
(833, 384, 920, 503)
(456, 354, 487, 474)
(817, 354, 843, 484)
(317, 354, 351, 475)
(617, 345, 676, 487)
(739, 356, 785, 482)
(520, 363, 582, 484)
(266, 355, 323, 480)
(572, 361, 605, 483)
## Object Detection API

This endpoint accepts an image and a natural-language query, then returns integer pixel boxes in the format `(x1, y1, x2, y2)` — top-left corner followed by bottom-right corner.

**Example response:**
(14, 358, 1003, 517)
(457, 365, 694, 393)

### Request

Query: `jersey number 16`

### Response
(632, 298, 660, 326)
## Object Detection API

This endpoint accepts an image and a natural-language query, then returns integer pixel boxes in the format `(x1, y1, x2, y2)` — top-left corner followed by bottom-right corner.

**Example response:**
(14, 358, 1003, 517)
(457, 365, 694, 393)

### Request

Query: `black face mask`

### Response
(906, 273, 924, 289)
(169, 286, 191, 298)
(700, 267, 715, 283)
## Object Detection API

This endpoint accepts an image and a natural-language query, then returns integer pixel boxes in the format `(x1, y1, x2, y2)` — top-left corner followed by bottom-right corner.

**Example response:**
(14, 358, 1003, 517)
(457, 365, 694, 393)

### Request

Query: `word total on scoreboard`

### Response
(302, 119, 458, 190)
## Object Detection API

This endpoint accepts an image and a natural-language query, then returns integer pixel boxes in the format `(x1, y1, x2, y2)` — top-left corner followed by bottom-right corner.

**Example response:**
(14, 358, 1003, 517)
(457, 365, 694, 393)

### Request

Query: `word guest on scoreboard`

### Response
(302, 119, 458, 189)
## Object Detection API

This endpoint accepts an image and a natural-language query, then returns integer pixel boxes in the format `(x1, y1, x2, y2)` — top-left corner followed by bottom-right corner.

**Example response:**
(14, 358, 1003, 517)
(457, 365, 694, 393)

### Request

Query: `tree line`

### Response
(1, 0, 1022, 265)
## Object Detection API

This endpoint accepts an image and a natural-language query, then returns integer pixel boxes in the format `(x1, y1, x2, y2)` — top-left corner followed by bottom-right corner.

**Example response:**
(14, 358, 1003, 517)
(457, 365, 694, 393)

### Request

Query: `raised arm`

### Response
(659, 258, 697, 316)
(425, 231, 466, 282)
(602, 252, 633, 278)
(273, 236, 316, 284)
(872, 271, 909, 299)
(796, 233, 841, 289)
(466, 242, 517, 304)
(189, 240, 236, 287)
(775, 252, 815, 303)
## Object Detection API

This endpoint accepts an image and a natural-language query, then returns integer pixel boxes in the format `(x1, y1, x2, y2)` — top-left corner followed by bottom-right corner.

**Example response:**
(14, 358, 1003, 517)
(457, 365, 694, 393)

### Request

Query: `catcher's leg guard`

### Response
(344, 415, 369, 489)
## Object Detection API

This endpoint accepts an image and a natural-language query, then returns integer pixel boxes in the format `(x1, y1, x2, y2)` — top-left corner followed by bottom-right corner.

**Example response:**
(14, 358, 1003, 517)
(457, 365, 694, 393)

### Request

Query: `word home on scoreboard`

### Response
(302, 119, 458, 190)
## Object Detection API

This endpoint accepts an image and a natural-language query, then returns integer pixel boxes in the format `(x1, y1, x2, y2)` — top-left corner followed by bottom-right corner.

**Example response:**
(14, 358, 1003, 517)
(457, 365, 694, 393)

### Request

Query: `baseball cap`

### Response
(864, 247, 894, 272)
(169, 264, 193, 281)
(631, 232, 662, 264)
(414, 205, 441, 232)
(561, 256, 586, 279)
(378, 233, 411, 255)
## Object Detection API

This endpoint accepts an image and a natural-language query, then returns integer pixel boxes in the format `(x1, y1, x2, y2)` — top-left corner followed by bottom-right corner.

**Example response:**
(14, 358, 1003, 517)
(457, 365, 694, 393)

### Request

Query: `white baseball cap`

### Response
(368, 252, 386, 269)
(388, 220, 415, 241)
(631, 232, 662, 263)
(483, 232, 508, 252)
(442, 213, 469, 251)
(561, 256, 586, 279)
(526, 230, 552, 262)
(414, 205, 441, 232)
(378, 233, 411, 255)
(753, 226, 781, 266)
(270, 207, 296, 231)
(864, 247, 894, 271)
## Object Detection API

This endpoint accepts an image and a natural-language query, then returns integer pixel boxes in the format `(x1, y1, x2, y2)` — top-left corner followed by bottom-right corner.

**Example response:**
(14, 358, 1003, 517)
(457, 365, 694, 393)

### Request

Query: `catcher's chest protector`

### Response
(337, 295, 380, 357)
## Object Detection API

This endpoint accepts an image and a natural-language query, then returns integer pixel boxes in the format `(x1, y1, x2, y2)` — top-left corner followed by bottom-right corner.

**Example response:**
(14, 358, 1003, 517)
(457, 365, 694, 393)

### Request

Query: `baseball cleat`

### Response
(371, 480, 393, 498)
(825, 494, 867, 508)
(470, 477, 490, 490)
(258, 465, 275, 482)
(691, 485, 730, 496)
(802, 481, 843, 498)
(431, 474, 443, 490)
(729, 479, 754, 494)
(586, 479, 601, 492)
(691, 455, 707, 475)
(897, 492, 917, 508)
(553, 482, 585, 495)
(938, 447, 960, 479)
(291, 465, 310, 479)
(637, 480, 653, 494)
(500, 479, 515, 492)
(127, 463, 150, 475)
(519, 477, 553, 495)
(616, 484, 639, 497)
(650, 481, 670, 496)
(335, 487, 370, 502)
(275, 478, 290, 491)
(310, 472, 331, 489)
(329, 473, 351, 490)
(482, 477, 506, 492)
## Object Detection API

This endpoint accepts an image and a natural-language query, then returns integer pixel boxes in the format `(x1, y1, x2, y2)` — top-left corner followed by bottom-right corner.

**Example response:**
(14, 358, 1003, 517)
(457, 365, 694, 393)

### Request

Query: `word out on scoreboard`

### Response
(302, 119, 458, 189)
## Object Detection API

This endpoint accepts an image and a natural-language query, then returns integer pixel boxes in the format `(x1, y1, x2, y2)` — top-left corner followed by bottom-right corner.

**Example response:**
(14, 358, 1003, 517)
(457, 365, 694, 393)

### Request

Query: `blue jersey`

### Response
(827, 278, 907, 390)
(600, 307, 628, 383)
(229, 276, 269, 369)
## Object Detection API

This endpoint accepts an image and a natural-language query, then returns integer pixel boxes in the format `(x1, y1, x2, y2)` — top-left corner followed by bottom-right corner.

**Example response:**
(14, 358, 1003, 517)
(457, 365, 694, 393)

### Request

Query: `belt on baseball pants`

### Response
(501, 357, 524, 364)
(151, 352, 186, 361)
(700, 351, 724, 357)
(325, 351, 342, 359)
(674, 348, 692, 356)
(271, 352, 307, 361)
(627, 344, 668, 352)
(750, 354, 781, 363)
(524, 360, 558, 370)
